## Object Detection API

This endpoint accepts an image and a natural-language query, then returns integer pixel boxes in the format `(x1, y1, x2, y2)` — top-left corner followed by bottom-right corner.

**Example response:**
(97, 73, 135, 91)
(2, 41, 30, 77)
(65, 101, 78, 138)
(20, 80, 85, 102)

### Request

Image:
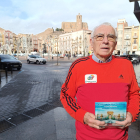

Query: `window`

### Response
(118, 24, 123, 29)
(134, 39, 137, 44)
(126, 35, 130, 39)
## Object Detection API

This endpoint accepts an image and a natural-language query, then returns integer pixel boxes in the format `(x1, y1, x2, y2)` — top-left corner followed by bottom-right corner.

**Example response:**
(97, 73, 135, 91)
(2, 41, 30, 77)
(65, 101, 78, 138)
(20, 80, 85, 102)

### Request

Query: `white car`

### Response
(27, 55, 47, 64)
(52, 54, 57, 57)
(76, 54, 84, 57)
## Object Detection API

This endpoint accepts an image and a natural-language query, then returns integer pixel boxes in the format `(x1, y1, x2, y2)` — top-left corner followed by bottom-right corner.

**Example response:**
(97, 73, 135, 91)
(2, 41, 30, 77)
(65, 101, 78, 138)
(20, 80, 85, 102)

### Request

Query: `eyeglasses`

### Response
(93, 33, 117, 42)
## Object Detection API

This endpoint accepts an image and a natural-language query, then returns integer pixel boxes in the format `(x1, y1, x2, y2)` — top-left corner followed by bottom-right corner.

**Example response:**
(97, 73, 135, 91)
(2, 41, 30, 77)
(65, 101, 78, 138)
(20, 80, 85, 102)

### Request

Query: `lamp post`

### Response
(57, 38, 58, 65)
(79, 35, 82, 55)
(71, 39, 73, 59)
(55, 37, 58, 65)
(17, 37, 22, 60)
(47, 36, 51, 61)
(129, 1, 140, 22)
(42, 43, 46, 58)
(84, 36, 87, 56)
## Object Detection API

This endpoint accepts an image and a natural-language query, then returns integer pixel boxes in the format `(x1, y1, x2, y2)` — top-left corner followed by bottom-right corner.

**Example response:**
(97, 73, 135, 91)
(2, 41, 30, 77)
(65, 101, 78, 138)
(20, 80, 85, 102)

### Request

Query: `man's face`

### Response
(90, 25, 117, 61)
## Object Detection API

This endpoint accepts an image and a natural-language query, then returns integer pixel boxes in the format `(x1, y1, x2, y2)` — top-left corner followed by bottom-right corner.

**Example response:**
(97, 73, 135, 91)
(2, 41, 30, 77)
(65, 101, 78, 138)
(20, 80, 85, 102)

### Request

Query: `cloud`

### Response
(0, 0, 139, 34)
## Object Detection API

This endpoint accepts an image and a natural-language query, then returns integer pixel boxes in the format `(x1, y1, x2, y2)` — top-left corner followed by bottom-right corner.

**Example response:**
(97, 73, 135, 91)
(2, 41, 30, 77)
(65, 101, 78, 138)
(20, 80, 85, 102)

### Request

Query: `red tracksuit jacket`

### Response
(60, 55, 140, 140)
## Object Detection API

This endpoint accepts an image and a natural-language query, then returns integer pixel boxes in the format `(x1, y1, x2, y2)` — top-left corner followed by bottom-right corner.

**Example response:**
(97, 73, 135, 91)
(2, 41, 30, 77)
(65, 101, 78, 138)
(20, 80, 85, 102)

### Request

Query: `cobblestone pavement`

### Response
(0, 61, 72, 120)
(0, 60, 139, 140)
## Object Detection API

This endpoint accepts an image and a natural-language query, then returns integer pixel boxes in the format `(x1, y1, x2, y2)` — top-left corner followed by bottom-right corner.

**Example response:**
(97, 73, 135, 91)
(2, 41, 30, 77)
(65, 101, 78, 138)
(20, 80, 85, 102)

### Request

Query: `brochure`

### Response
(95, 102, 127, 127)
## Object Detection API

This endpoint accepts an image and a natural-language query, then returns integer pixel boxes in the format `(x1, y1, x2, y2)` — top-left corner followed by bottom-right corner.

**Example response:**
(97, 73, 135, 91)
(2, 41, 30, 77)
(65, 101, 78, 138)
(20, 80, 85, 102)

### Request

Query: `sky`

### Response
(0, 0, 139, 35)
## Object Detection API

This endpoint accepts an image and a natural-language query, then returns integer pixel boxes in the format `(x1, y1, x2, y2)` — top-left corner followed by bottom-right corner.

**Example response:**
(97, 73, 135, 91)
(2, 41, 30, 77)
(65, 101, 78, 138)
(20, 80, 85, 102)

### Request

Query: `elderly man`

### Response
(60, 22, 139, 140)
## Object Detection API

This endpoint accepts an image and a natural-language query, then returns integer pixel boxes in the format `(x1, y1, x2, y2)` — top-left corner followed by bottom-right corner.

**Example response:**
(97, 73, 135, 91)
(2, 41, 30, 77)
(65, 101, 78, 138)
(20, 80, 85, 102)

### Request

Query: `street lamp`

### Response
(47, 36, 51, 61)
(70, 39, 73, 59)
(84, 36, 87, 56)
(42, 43, 46, 58)
(129, 0, 140, 22)
(55, 37, 58, 65)
(17, 37, 22, 59)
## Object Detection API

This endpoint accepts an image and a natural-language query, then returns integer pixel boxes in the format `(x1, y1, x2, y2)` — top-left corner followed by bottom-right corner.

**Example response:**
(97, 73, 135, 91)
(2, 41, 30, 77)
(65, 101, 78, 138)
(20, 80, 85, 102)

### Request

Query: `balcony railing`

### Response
(133, 36, 138, 39)
(125, 42, 131, 46)
(124, 37, 130, 40)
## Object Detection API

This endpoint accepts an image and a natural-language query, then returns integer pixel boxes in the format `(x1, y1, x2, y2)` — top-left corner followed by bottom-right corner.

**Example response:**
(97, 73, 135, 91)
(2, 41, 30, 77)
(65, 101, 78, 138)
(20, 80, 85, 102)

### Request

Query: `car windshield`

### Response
(0, 55, 15, 60)
(35, 56, 42, 58)
(133, 55, 139, 57)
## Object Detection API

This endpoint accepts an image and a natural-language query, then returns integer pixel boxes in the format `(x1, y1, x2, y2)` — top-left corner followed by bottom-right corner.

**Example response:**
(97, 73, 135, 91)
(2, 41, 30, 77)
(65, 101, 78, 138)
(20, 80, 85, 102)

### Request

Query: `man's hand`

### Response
(84, 112, 107, 129)
(113, 112, 133, 129)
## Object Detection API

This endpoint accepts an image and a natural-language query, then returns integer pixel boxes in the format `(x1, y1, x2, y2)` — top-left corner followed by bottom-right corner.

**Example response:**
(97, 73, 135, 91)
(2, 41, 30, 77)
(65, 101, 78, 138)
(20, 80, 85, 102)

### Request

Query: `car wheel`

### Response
(36, 61, 40, 64)
(17, 67, 21, 70)
(133, 60, 137, 64)
(43, 62, 46, 64)
(27, 60, 30, 64)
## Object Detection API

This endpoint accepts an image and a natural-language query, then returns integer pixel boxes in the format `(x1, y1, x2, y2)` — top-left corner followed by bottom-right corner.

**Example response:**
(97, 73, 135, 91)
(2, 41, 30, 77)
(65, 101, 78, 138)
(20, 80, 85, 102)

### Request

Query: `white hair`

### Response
(91, 22, 118, 41)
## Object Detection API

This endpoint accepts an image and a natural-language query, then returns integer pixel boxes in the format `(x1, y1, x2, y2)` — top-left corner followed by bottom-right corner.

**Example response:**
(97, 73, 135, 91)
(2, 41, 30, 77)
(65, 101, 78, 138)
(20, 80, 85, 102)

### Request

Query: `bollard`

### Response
(11, 65, 13, 74)
(0, 57, 1, 84)
(5, 64, 8, 78)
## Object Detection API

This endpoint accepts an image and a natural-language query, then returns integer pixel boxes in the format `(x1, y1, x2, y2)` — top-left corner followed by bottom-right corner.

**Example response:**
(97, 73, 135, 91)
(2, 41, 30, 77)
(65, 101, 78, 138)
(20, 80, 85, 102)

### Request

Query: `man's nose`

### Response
(103, 36, 109, 43)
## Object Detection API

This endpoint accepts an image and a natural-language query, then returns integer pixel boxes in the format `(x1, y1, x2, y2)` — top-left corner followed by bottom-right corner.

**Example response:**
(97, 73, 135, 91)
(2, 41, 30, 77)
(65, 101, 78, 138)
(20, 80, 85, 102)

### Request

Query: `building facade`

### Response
(61, 13, 88, 33)
(59, 29, 92, 56)
(116, 19, 140, 55)
(116, 19, 128, 55)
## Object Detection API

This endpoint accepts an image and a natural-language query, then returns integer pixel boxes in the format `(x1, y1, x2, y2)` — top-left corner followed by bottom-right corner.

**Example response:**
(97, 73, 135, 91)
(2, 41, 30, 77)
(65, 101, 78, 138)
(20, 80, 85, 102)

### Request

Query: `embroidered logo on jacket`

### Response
(85, 74, 97, 83)
(119, 74, 124, 79)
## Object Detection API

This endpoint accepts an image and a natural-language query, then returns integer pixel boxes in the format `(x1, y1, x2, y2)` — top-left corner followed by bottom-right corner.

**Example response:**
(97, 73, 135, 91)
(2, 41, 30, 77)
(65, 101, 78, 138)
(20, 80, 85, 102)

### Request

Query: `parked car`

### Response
(27, 55, 47, 64)
(51, 54, 57, 57)
(30, 52, 40, 55)
(119, 54, 139, 64)
(76, 54, 84, 57)
(133, 54, 140, 62)
(0, 54, 22, 70)
(19, 53, 25, 56)
(9, 55, 18, 60)
(130, 54, 140, 63)
(13, 53, 17, 56)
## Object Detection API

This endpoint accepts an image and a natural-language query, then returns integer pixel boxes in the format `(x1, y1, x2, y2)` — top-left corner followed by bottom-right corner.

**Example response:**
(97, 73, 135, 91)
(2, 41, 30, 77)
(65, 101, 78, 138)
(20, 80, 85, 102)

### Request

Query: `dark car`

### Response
(131, 54, 140, 62)
(119, 54, 139, 64)
(0, 54, 22, 70)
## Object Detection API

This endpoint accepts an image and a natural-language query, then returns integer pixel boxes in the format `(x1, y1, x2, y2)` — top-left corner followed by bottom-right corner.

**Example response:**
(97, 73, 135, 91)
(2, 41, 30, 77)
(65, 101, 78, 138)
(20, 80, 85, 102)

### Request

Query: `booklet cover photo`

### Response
(95, 102, 127, 124)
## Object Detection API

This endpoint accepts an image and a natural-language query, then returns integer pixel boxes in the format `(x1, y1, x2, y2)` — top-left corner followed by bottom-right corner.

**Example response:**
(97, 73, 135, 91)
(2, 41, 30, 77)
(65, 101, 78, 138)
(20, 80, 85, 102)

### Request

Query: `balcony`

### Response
(133, 36, 138, 39)
(125, 42, 131, 46)
(124, 37, 130, 40)
(10, 39, 13, 44)
(132, 44, 138, 50)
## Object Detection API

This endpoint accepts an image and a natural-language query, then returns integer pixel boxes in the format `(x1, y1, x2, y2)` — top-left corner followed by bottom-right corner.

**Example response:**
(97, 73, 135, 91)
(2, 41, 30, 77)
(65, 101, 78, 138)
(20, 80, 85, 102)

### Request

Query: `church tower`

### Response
(76, 13, 82, 30)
